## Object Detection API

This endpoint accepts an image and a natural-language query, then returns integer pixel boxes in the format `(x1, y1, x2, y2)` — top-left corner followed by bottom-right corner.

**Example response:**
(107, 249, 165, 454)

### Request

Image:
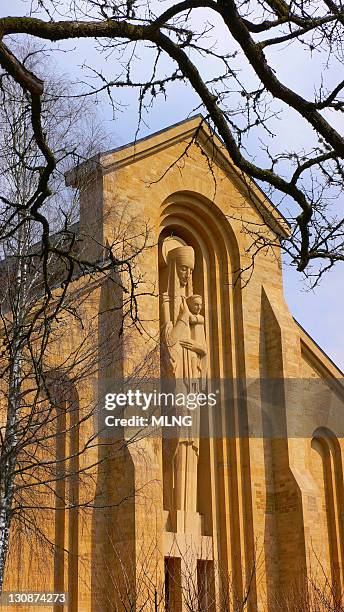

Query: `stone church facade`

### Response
(4, 116, 344, 611)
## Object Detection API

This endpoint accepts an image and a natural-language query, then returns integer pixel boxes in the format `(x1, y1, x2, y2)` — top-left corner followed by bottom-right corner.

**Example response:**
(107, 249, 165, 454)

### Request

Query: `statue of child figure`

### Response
(183, 294, 207, 391)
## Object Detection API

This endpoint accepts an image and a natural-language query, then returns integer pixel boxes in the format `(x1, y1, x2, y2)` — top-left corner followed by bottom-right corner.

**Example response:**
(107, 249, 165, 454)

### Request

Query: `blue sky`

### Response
(2, 0, 343, 371)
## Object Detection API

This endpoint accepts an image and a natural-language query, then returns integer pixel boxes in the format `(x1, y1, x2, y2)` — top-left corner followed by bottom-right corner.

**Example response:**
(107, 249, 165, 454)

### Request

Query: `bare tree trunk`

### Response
(0, 361, 20, 590)
(0, 223, 28, 591)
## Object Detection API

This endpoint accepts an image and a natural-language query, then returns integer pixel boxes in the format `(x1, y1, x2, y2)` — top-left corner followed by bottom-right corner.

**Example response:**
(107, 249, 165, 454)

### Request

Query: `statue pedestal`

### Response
(166, 509, 203, 535)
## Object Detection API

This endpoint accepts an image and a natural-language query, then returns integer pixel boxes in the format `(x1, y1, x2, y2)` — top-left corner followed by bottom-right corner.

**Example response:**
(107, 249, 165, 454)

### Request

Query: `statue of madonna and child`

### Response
(160, 237, 208, 518)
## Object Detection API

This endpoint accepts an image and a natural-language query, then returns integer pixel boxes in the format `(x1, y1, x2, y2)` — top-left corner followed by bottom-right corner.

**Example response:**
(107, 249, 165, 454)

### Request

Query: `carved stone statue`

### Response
(160, 239, 207, 519)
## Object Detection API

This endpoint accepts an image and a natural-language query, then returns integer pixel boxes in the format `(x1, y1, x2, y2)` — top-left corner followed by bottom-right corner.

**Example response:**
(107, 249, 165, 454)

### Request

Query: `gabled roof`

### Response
(295, 318, 344, 380)
(66, 115, 289, 238)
